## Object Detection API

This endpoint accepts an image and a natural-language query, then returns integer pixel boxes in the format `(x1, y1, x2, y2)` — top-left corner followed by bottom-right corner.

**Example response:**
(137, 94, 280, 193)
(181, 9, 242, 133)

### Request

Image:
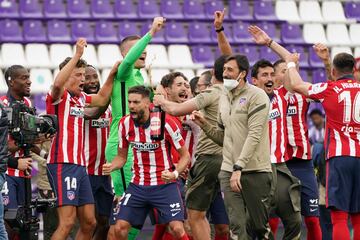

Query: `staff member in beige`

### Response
(192, 54, 274, 240)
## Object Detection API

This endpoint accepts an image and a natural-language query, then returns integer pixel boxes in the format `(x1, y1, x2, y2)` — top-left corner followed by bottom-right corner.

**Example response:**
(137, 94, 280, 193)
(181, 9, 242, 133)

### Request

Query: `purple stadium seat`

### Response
(204, 0, 225, 19)
(165, 22, 188, 43)
(189, 22, 212, 44)
(309, 47, 324, 68)
(344, 2, 360, 21)
(254, 0, 277, 21)
(95, 21, 118, 43)
(23, 20, 47, 42)
(233, 22, 252, 44)
(71, 21, 95, 42)
(299, 70, 309, 82)
(192, 45, 214, 67)
(114, 0, 137, 19)
(161, 0, 183, 19)
(281, 23, 304, 44)
(312, 68, 327, 83)
(67, 0, 91, 19)
(259, 22, 279, 42)
(183, 0, 205, 19)
(211, 23, 233, 43)
(239, 45, 259, 66)
(0, 0, 19, 18)
(33, 94, 46, 112)
(229, 0, 252, 20)
(19, 0, 42, 18)
(287, 45, 309, 67)
(0, 19, 23, 42)
(44, 0, 67, 18)
(118, 21, 140, 40)
(138, 0, 159, 19)
(47, 20, 71, 43)
(141, 21, 164, 43)
(91, 0, 114, 19)
(260, 47, 278, 63)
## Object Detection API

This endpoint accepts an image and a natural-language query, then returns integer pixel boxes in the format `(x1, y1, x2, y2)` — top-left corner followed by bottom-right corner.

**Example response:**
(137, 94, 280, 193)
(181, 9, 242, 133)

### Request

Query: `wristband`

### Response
(215, 26, 224, 33)
(267, 39, 273, 47)
(40, 149, 47, 159)
(287, 62, 296, 69)
(173, 170, 179, 179)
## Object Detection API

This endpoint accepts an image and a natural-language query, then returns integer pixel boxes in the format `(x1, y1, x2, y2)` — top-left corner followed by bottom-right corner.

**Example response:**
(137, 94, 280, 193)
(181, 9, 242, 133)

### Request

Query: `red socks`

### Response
(162, 231, 190, 240)
(269, 217, 280, 237)
(351, 213, 360, 240)
(214, 235, 228, 240)
(331, 210, 350, 240)
(304, 216, 322, 240)
(153, 224, 167, 240)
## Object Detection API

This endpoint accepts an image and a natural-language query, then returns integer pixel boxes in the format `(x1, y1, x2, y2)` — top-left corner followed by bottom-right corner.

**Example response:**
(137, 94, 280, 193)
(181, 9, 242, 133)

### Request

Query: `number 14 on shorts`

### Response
(65, 177, 77, 201)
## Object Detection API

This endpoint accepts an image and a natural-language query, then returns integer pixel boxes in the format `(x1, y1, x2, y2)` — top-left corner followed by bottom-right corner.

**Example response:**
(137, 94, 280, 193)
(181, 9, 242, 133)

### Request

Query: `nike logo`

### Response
(172, 211, 180, 217)
(310, 208, 317, 212)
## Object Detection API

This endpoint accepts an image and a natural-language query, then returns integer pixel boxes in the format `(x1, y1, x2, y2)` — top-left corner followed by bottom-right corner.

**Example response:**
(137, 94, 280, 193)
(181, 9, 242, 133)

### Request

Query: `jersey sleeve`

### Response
(194, 88, 216, 110)
(118, 118, 129, 149)
(164, 118, 185, 150)
(307, 83, 329, 102)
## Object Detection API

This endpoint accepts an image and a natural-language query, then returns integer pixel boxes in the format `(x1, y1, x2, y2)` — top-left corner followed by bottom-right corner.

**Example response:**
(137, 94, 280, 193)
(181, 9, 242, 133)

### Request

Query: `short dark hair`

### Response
(225, 54, 250, 80)
(128, 85, 150, 99)
(120, 35, 141, 53)
(273, 59, 285, 70)
(200, 70, 212, 86)
(4, 65, 26, 85)
(251, 59, 274, 78)
(309, 109, 324, 117)
(214, 55, 229, 82)
(160, 72, 188, 88)
(189, 76, 199, 95)
(86, 64, 97, 70)
(59, 57, 87, 70)
(333, 53, 355, 75)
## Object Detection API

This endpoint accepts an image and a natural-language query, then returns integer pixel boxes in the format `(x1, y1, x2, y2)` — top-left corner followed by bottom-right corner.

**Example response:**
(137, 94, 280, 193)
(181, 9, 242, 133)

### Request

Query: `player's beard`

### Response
(132, 109, 146, 124)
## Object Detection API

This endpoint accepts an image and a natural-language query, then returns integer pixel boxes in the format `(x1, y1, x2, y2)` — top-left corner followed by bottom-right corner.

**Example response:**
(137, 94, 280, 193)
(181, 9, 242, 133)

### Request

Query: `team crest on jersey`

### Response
(287, 106, 297, 116)
(67, 191, 75, 201)
(182, 123, 191, 131)
(91, 118, 110, 128)
(2, 196, 9, 206)
(132, 142, 160, 151)
(70, 107, 84, 118)
(239, 97, 247, 106)
(174, 129, 182, 142)
(269, 108, 281, 120)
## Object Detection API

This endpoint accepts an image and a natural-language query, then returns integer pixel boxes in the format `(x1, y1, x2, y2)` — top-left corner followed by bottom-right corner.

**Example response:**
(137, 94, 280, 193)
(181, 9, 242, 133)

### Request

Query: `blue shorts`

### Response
(286, 159, 320, 216)
(2, 175, 25, 210)
(326, 156, 360, 213)
(47, 163, 94, 207)
(89, 175, 113, 217)
(114, 182, 185, 228)
(207, 190, 229, 225)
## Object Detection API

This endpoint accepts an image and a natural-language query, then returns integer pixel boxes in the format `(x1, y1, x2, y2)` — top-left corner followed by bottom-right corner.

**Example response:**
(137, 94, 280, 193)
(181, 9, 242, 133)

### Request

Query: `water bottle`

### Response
(150, 105, 165, 141)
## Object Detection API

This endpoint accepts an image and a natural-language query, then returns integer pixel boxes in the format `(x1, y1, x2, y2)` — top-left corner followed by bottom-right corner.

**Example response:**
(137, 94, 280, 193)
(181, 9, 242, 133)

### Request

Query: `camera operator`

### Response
(0, 66, 35, 233)
(0, 102, 9, 239)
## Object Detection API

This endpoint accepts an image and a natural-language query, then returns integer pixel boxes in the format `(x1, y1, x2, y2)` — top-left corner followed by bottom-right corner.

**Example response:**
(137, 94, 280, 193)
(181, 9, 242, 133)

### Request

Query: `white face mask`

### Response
(223, 73, 242, 91)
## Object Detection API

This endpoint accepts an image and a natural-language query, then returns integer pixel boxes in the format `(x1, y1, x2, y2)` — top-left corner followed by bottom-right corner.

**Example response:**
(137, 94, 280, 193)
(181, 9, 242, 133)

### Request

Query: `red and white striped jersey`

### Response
(308, 77, 360, 159)
(46, 90, 92, 166)
(285, 92, 312, 160)
(118, 114, 185, 186)
(0, 95, 32, 177)
(84, 107, 111, 175)
(269, 87, 289, 164)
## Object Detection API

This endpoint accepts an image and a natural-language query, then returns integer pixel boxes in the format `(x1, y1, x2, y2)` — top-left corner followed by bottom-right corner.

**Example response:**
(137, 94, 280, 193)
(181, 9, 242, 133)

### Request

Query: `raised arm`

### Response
(51, 38, 86, 102)
(153, 94, 198, 116)
(116, 17, 165, 80)
(248, 25, 290, 61)
(214, 9, 232, 55)
(285, 53, 312, 96)
(88, 61, 121, 108)
(313, 43, 332, 81)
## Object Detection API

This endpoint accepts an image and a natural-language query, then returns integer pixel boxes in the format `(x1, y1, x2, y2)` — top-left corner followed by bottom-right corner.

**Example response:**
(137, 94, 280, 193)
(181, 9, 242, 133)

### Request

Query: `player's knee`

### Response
(107, 226, 116, 240)
(81, 216, 97, 232)
(58, 218, 76, 233)
(114, 221, 130, 238)
(214, 224, 229, 236)
(169, 222, 185, 238)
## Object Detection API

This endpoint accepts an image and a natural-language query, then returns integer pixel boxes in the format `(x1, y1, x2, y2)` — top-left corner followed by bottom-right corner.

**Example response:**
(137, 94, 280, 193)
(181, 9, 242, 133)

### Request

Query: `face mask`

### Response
(223, 73, 242, 91)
